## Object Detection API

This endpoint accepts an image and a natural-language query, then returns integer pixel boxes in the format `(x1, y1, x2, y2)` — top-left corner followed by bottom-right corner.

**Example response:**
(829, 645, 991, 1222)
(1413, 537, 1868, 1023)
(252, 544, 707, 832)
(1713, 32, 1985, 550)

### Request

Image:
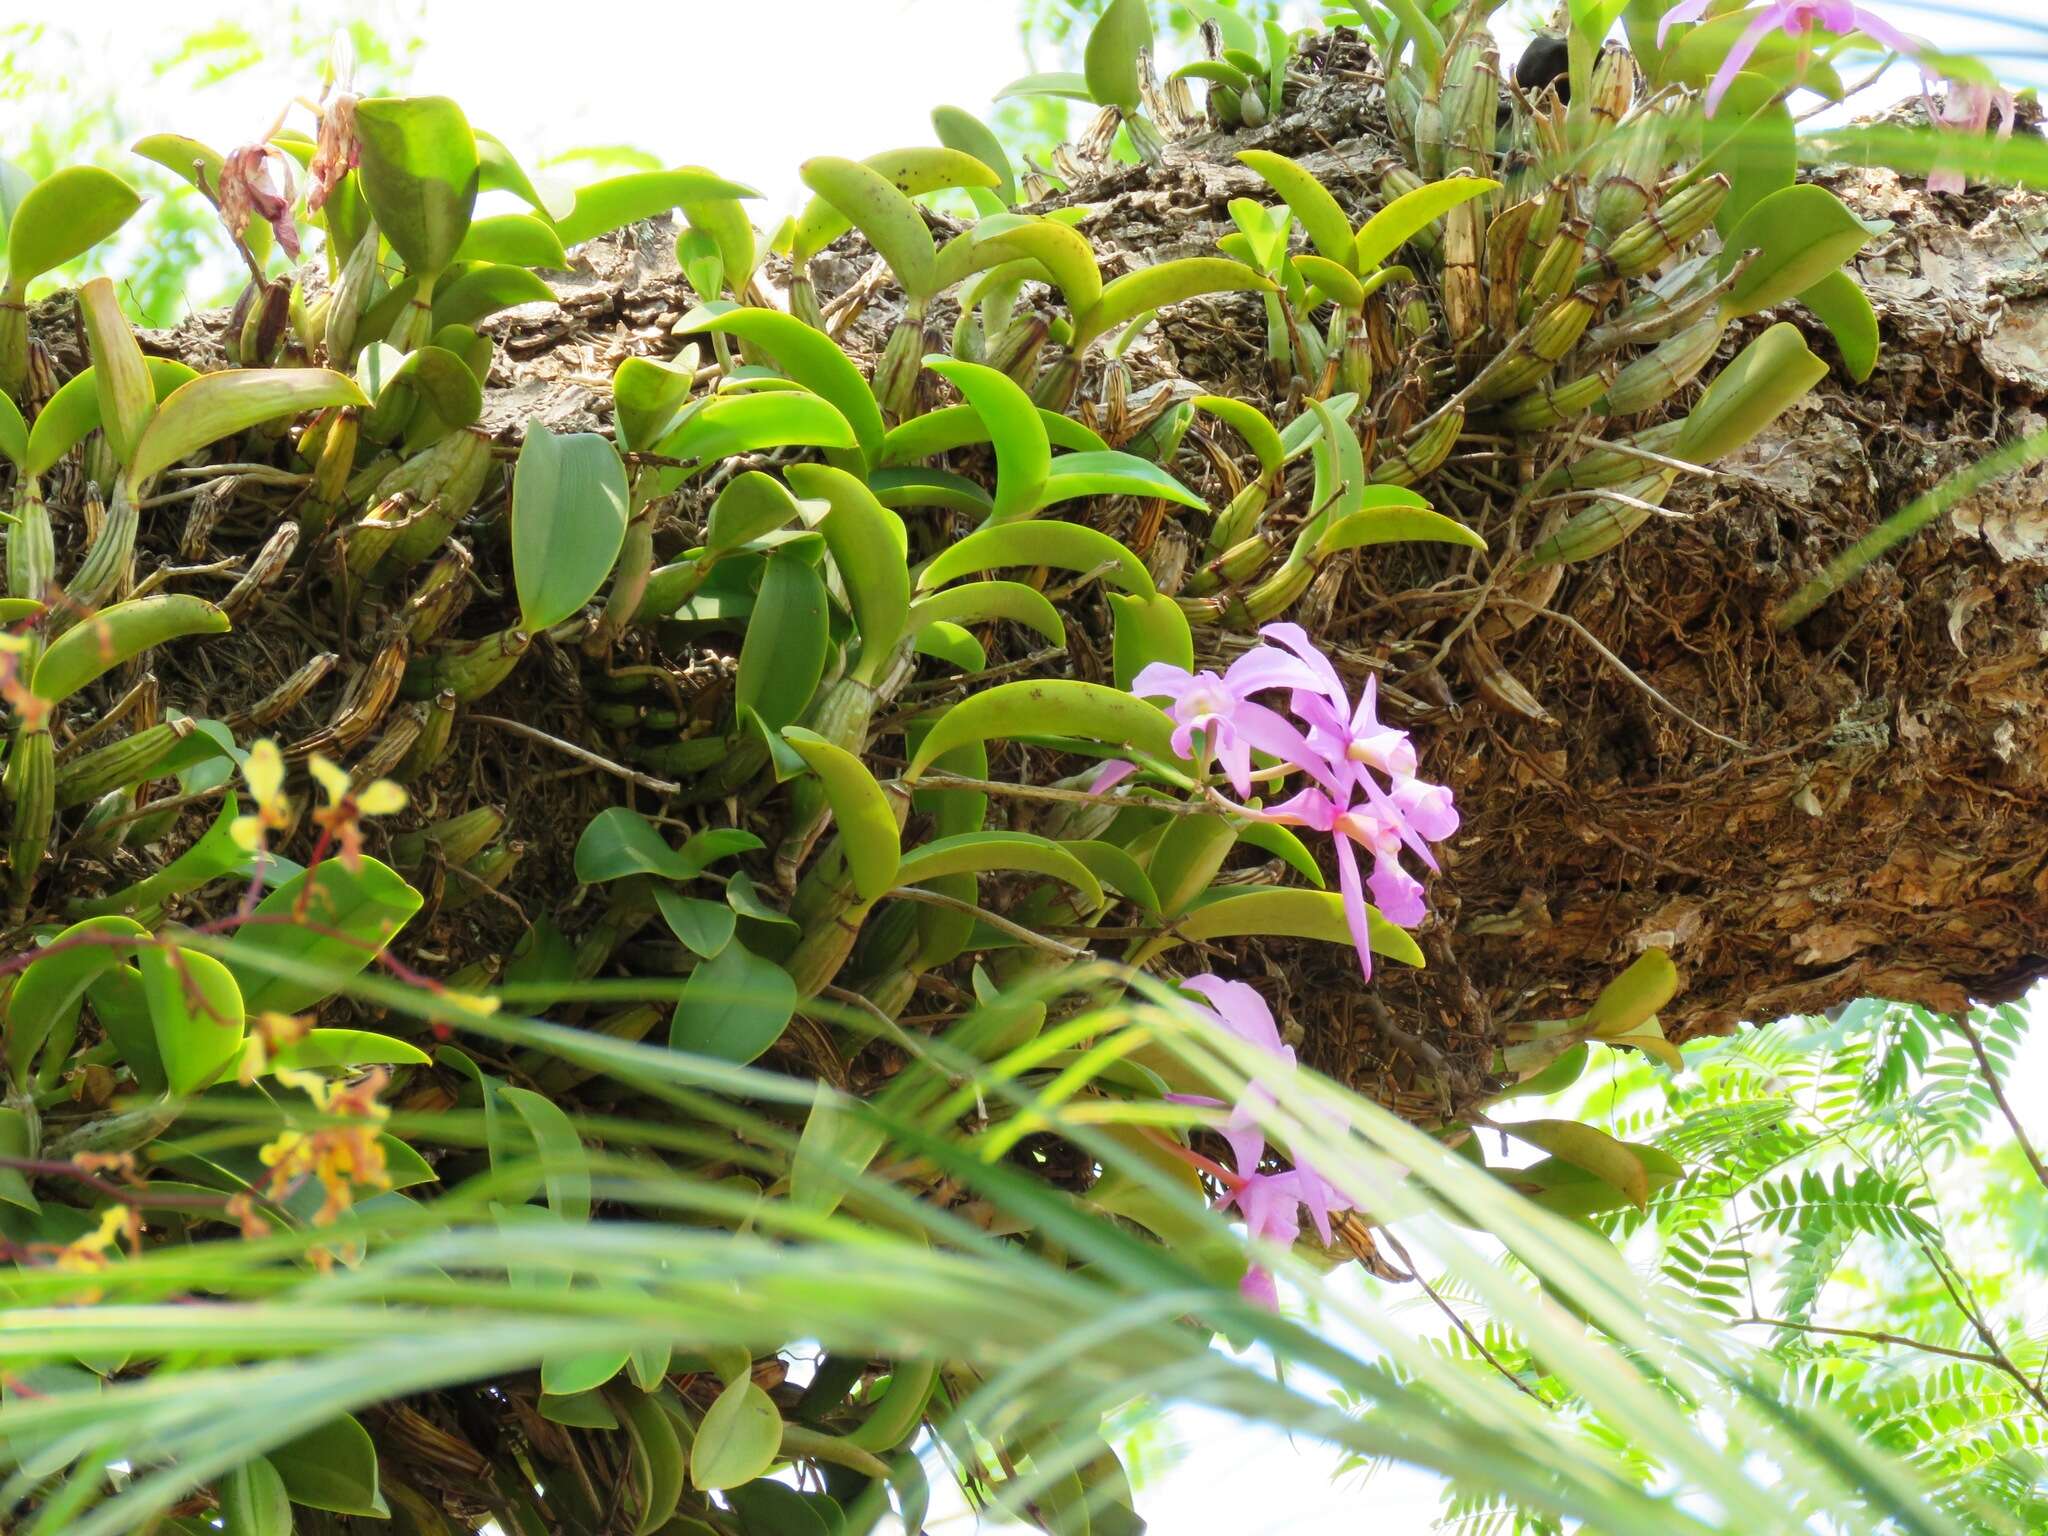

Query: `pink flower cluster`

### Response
(1659, 0, 1924, 116)
(1659, 2, 2010, 197)
(1129, 622, 1457, 982)
(1173, 974, 1352, 1309)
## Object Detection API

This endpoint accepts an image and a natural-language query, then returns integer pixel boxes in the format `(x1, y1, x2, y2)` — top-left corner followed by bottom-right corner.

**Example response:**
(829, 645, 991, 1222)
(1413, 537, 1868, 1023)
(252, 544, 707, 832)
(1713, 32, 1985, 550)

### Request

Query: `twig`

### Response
(909, 771, 1215, 818)
(0, 1155, 235, 1210)
(1735, 1313, 2043, 1394)
(1950, 1011, 2048, 1196)
(467, 715, 679, 796)
(885, 884, 1092, 961)
(1561, 432, 1714, 479)
(1378, 1226, 1552, 1407)
(1491, 597, 1749, 750)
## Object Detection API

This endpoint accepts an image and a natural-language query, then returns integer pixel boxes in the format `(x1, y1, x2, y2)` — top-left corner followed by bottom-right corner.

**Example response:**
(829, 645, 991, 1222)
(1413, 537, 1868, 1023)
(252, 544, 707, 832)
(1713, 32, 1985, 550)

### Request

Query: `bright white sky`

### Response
(14, 2, 2046, 1532)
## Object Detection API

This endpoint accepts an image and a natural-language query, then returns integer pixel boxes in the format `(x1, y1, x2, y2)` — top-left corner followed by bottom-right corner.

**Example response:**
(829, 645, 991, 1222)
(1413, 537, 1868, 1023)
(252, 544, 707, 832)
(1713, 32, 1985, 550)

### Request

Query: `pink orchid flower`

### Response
(1659, 0, 1924, 116)
(1130, 644, 1325, 796)
(1257, 624, 1457, 849)
(1161, 974, 1358, 1307)
(1218, 1135, 1351, 1309)
(1922, 77, 2015, 194)
(1167, 975, 1295, 1131)
(1256, 783, 1425, 981)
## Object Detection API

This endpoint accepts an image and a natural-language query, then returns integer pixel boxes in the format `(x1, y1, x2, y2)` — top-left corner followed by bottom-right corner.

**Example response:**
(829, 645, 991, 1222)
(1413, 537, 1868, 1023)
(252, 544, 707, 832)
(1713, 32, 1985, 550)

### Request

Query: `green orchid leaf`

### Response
(655, 889, 737, 959)
(896, 831, 1103, 908)
(680, 173, 758, 295)
(909, 580, 1065, 646)
(265, 1030, 432, 1073)
(1353, 175, 1499, 273)
(1580, 948, 1679, 1038)
(613, 354, 699, 455)
(222, 858, 423, 1016)
(932, 104, 1017, 205)
(689, 1378, 784, 1491)
(1084, 0, 1153, 112)
(512, 423, 631, 631)
(454, 213, 569, 269)
(1311, 497, 1487, 559)
(128, 368, 366, 490)
(267, 1416, 385, 1517)
(868, 466, 993, 515)
(1719, 183, 1881, 318)
(1238, 151, 1354, 266)
(967, 220, 1103, 316)
(798, 156, 937, 299)
(1672, 322, 1827, 463)
(782, 727, 901, 902)
(783, 463, 910, 672)
(924, 357, 1050, 521)
(1191, 395, 1284, 477)
(654, 393, 858, 486)
(1109, 591, 1194, 690)
(680, 303, 884, 470)
(1077, 257, 1275, 352)
(218, 1455, 291, 1536)
(499, 1084, 591, 1221)
(364, 344, 484, 434)
(32, 596, 230, 704)
(354, 96, 481, 278)
(139, 945, 245, 1098)
(477, 131, 569, 219)
(919, 520, 1153, 596)
(672, 940, 798, 1067)
(1798, 268, 1880, 383)
(6, 166, 141, 285)
(430, 262, 557, 330)
(1034, 449, 1208, 515)
(78, 277, 154, 468)
(735, 549, 828, 733)
(1504, 1119, 1655, 1208)
(705, 471, 816, 558)
(574, 808, 762, 884)
(72, 791, 244, 920)
(1701, 72, 1797, 238)
(790, 147, 998, 265)
(995, 71, 1098, 104)
(5, 916, 147, 1083)
(881, 402, 1105, 465)
(907, 681, 1176, 779)
(553, 168, 759, 249)
(0, 389, 24, 469)
(1296, 254, 1366, 310)
(1130, 887, 1425, 968)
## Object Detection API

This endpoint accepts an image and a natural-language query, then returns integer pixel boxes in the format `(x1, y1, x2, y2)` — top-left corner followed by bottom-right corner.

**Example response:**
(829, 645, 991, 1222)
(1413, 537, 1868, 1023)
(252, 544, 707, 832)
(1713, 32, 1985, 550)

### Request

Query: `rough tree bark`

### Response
(103, 40, 2048, 1114)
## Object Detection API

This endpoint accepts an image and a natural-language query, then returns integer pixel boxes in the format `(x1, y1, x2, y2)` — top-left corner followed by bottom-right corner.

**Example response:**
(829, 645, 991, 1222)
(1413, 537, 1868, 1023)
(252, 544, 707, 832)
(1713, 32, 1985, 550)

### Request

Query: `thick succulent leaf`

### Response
(128, 369, 366, 489)
(918, 521, 1153, 595)
(511, 424, 631, 632)
(782, 727, 901, 902)
(552, 168, 759, 249)
(907, 681, 1176, 779)
(354, 96, 481, 277)
(5, 166, 141, 284)
(1353, 175, 1500, 273)
(1084, 0, 1153, 112)
(680, 303, 884, 470)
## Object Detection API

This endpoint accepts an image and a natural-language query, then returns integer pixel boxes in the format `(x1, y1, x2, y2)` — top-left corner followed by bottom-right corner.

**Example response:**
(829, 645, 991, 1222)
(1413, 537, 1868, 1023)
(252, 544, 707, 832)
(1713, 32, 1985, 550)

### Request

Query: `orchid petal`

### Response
(1657, 0, 1715, 47)
(1332, 834, 1374, 983)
